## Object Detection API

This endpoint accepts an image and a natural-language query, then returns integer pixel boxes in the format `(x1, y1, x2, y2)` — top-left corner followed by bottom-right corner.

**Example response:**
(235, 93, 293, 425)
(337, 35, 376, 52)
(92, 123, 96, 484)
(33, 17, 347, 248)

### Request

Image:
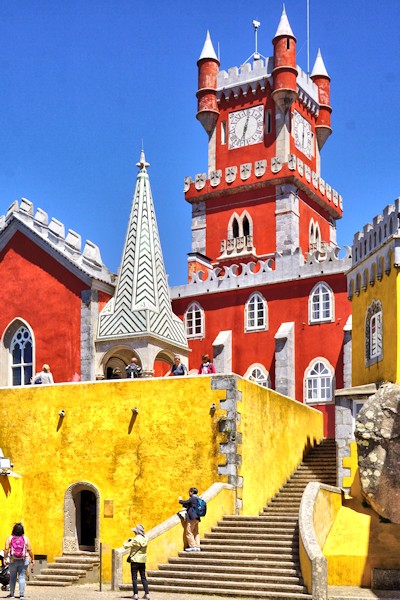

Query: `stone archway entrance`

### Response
(63, 482, 100, 553)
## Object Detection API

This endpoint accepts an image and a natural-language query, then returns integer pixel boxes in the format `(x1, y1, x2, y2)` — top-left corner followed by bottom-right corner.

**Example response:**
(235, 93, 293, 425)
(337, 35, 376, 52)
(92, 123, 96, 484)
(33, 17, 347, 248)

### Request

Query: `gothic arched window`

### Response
(365, 300, 383, 365)
(10, 325, 33, 386)
(309, 282, 334, 323)
(245, 292, 267, 331)
(243, 215, 250, 237)
(232, 218, 240, 239)
(185, 302, 204, 339)
(245, 364, 271, 388)
(304, 359, 333, 404)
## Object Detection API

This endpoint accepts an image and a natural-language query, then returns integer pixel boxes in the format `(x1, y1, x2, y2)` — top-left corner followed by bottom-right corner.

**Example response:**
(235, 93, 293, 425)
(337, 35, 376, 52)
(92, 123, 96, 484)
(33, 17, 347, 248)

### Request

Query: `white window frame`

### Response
(10, 324, 34, 386)
(185, 302, 204, 339)
(245, 292, 267, 332)
(309, 282, 334, 324)
(245, 363, 270, 388)
(365, 301, 383, 366)
(304, 358, 334, 404)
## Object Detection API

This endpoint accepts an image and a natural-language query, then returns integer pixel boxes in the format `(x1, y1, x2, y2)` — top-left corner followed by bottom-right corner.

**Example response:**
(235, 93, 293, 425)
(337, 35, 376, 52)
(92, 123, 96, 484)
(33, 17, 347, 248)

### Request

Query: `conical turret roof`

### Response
(274, 5, 296, 39)
(198, 30, 219, 62)
(97, 151, 188, 349)
(311, 49, 330, 78)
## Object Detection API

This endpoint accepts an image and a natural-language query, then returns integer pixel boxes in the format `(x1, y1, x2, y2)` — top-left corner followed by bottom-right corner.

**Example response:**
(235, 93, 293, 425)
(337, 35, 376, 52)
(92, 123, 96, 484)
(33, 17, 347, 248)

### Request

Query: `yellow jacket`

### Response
(124, 534, 148, 563)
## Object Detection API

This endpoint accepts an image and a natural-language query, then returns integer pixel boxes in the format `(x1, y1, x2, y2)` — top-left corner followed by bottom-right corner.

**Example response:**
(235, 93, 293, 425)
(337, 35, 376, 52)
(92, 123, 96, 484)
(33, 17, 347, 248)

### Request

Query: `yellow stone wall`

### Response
(0, 375, 325, 582)
(238, 379, 324, 514)
(323, 497, 400, 586)
(351, 264, 399, 386)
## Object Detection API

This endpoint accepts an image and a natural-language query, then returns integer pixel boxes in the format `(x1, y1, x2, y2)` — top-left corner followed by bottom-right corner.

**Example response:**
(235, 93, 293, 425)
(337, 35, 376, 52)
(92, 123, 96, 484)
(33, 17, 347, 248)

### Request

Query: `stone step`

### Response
(159, 562, 301, 576)
(28, 581, 70, 587)
(213, 526, 298, 533)
(31, 574, 79, 583)
(121, 582, 312, 599)
(143, 576, 309, 594)
(169, 556, 300, 569)
(206, 532, 296, 541)
(40, 568, 87, 577)
(54, 556, 99, 565)
(177, 549, 298, 561)
(148, 569, 304, 584)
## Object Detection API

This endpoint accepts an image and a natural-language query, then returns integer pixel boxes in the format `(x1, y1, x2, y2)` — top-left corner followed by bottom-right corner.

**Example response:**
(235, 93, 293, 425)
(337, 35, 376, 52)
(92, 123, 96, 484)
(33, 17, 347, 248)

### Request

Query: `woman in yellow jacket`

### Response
(124, 524, 150, 600)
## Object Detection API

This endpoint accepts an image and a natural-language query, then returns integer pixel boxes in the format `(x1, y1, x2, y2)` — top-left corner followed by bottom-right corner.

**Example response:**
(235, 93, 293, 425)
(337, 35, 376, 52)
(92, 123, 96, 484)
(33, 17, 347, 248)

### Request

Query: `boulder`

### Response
(355, 382, 400, 523)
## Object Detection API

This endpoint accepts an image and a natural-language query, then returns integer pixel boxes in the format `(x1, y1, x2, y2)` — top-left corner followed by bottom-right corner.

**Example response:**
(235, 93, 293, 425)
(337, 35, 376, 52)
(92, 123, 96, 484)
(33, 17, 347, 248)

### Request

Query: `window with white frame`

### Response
(309, 282, 334, 323)
(304, 359, 333, 404)
(10, 325, 33, 386)
(185, 302, 204, 338)
(245, 364, 271, 388)
(365, 300, 383, 364)
(245, 292, 267, 331)
(309, 218, 321, 252)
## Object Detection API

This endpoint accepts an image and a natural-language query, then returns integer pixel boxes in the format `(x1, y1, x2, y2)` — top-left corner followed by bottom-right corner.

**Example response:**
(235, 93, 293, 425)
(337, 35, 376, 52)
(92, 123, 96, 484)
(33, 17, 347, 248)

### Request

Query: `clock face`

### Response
(228, 105, 264, 150)
(293, 110, 313, 159)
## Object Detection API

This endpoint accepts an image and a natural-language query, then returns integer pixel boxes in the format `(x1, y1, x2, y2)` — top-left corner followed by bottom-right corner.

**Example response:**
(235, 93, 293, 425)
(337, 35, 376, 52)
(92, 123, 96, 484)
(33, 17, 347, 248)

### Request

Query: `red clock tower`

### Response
(171, 8, 351, 437)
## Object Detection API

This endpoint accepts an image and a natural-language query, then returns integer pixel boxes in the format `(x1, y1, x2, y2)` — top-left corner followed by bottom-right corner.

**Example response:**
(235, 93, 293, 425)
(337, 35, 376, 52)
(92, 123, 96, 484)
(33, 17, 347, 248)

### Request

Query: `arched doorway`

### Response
(63, 482, 100, 553)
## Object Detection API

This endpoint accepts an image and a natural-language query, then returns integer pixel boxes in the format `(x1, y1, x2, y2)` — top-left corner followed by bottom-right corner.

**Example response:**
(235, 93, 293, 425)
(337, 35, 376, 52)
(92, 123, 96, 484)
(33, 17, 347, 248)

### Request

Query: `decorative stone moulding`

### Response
(240, 163, 251, 181)
(297, 158, 304, 176)
(288, 154, 296, 170)
(339, 195, 343, 210)
(319, 178, 325, 194)
(326, 184, 332, 200)
(304, 165, 311, 183)
(312, 172, 318, 189)
(183, 176, 192, 193)
(255, 160, 266, 177)
(271, 157, 282, 173)
(226, 166, 237, 184)
(195, 173, 206, 190)
(333, 190, 339, 206)
(210, 170, 222, 187)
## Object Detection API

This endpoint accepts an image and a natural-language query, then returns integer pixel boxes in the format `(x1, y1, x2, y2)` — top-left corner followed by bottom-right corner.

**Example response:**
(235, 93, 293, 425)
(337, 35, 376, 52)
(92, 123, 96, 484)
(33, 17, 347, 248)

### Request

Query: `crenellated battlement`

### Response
(0, 197, 115, 286)
(348, 198, 400, 298)
(170, 245, 351, 299)
(216, 59, 318, 113)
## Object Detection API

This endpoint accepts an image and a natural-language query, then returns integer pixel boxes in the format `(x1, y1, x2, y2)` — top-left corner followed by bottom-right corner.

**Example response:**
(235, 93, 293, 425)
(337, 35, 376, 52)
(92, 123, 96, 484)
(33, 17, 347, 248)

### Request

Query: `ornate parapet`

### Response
(184, 153, 343, 220)
(170, 245, 351, 300)
(2, 198, 115, 287)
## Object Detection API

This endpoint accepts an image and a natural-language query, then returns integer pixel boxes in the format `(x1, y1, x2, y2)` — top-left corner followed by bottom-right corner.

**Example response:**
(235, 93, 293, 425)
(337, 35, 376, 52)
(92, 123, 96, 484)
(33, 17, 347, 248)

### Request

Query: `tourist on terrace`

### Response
(164, 355, 188, 376)
(32, 363, 54, 385)
(198, 354, 216, 375)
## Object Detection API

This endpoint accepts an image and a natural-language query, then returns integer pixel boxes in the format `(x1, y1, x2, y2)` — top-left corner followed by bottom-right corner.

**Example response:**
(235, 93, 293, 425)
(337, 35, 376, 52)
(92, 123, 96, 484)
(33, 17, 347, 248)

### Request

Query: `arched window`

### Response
(304, 359, 333, 404)
(232, 218, 240, 239)
(309, 219, 321, 252)
(243, 215, 250, 237)
(185, 302, 204, 338)
(245, 364, 270, 388)
(10, 325, 33, 385)
(245, 292, 267, 331)
(365, 300, 383, 365)
(309, 282, 334, 323)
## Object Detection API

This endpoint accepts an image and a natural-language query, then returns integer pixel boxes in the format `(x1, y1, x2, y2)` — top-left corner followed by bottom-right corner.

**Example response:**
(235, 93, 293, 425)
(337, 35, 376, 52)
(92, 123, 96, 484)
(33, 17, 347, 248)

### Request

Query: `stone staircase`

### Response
(29, 551, 100, 587)
(141, 438, 337, 598)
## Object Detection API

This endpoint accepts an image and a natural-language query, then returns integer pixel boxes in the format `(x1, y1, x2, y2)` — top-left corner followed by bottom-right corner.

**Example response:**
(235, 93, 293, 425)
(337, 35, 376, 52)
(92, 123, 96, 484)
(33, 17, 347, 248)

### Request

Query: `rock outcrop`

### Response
(355, 382, 400, 523)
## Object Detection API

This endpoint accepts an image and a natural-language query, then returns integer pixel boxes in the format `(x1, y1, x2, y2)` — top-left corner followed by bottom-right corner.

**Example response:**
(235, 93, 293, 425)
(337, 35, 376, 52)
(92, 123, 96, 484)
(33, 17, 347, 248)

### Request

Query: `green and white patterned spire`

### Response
(97, 151, 187, 349)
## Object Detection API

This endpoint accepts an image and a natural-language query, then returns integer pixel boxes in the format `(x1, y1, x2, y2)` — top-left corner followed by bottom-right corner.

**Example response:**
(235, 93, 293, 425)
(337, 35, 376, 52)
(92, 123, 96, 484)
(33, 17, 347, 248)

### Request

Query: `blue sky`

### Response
(0, 1, 399, 285)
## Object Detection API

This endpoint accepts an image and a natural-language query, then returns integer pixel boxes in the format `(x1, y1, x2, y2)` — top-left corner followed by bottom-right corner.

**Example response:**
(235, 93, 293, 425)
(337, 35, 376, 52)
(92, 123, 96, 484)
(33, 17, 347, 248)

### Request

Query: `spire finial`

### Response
(136, 149, 150, 170)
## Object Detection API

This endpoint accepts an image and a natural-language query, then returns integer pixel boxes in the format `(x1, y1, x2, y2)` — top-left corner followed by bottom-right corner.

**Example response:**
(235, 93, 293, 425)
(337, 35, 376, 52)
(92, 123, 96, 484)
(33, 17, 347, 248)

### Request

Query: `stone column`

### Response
(274, 322, 295, 399)
(343, 315, 352, 389)
(212, 330, 232, 373)
(191, 201, 206, 255)
(275, 184, 300, 254)
(81, 290, 98, 382)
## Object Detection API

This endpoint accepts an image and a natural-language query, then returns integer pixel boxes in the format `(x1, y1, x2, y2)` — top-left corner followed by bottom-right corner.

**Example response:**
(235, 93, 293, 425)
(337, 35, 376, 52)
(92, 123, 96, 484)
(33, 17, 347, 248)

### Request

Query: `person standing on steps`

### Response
(4, 522, 34, 599)
(179, 487, 201, 552)
(124, 524, 150, 600)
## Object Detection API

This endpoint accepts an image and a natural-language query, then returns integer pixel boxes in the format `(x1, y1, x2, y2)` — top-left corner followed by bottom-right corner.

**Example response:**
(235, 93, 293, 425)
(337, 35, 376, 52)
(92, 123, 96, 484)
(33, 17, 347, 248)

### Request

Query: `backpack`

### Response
(196, 497, 207, 518)
(10, 535, 26, 559)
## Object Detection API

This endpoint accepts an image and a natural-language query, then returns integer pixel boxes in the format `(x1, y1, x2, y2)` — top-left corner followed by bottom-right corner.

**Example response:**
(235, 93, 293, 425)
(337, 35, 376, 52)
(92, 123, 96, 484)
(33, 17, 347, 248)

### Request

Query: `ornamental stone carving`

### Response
(304, 165, 311, 182)
(319, 178, 325, 195)
(195, 173, 206, 190)
(210, 170, 222, 187)
(183, 176, 192, 192)
(326, 184, 332, 200)
(255, 160, 266, 177)
(312, 172, 318, 189)
(225, 166, 237, 184)
(271, 157, 282, 173)
(355, 382, 400, 524)
(333, 190, 339, 206)
(297, 158, 304, 176)
(288, 154, 296, 170)
(240, 163, 251, 180)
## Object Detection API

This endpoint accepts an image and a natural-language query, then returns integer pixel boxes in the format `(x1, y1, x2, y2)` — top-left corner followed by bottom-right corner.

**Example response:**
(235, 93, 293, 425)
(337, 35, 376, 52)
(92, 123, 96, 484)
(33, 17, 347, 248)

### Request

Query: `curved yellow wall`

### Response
(238, 379, 324, 514)
(351, 265, 398, 386)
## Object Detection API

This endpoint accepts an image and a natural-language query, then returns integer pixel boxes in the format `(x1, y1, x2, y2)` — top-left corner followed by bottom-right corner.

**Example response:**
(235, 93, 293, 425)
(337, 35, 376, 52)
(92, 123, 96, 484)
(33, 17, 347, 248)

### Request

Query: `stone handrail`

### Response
(111, 481, 235, 591)
(299, 482, 343, 600)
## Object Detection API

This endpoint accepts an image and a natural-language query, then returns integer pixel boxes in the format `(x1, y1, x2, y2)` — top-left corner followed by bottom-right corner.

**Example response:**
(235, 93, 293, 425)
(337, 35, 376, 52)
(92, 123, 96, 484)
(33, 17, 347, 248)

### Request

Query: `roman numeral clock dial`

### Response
(228, 105, 264, 149)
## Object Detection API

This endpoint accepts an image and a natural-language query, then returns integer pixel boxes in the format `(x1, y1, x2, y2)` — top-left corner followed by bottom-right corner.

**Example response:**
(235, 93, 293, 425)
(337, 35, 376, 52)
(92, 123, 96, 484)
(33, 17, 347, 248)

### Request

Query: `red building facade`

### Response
(171, 11, 352, 436)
